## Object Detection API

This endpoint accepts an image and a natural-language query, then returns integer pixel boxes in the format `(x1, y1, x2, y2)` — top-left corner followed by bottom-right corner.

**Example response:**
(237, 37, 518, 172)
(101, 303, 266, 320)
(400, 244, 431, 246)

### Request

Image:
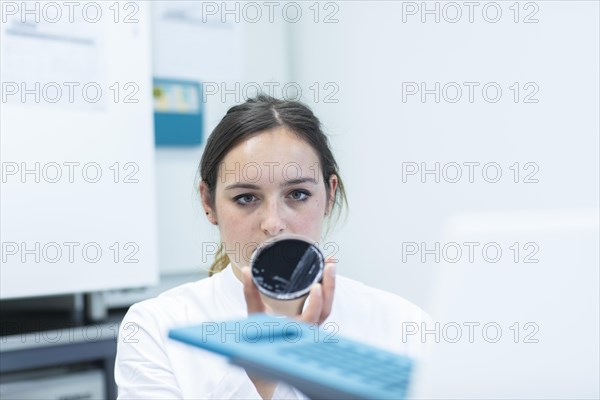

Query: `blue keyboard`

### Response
(169, 313, 414, 399)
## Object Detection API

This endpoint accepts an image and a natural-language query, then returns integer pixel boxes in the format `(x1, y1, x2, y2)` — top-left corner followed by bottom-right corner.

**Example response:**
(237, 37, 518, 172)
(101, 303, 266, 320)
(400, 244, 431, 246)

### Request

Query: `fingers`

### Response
(319, 260, 336, 324)
(299, 258, 337, 325)
(300, 283, 323, 324)
(241, 266, 266, 314)
(242, 258, 336, 325)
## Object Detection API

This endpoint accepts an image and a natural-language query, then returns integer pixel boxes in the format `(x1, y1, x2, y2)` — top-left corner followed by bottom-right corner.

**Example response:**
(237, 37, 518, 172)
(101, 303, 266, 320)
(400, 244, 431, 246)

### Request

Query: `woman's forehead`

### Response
(218, 128, 322, 185)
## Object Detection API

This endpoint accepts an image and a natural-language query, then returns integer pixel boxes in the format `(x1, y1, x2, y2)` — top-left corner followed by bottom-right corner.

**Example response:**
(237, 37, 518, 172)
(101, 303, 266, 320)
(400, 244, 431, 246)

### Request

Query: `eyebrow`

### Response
(224, 177, 318, 191)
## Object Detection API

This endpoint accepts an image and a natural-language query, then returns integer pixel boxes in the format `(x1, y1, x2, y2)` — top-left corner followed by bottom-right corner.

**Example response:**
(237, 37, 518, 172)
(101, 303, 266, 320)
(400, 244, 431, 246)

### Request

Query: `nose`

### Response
(260, 200, 286, 237)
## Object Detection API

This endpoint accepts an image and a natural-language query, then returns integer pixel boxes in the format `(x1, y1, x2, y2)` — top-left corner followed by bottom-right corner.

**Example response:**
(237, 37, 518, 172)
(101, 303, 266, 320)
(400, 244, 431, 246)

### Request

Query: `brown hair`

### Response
(199, 94, 348, 276)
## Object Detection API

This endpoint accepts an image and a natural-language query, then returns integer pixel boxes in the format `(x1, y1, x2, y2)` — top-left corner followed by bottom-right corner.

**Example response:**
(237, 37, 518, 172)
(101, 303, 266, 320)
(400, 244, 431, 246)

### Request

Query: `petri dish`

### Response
(250, 236, 324, 300)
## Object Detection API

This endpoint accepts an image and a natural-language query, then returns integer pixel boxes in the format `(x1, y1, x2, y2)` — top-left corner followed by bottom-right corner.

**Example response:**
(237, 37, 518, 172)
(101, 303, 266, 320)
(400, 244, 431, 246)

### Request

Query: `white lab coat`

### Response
(114, 265, 430, 399)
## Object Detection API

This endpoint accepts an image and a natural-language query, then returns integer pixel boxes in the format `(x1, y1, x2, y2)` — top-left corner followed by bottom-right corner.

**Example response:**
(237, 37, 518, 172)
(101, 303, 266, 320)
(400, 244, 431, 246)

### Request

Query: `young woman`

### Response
(115, 95, 429, 399)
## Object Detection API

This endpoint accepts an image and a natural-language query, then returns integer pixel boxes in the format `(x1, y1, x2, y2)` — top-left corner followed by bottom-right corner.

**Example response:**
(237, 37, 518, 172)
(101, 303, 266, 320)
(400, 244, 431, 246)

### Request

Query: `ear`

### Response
(199, 180, 218, 225)
(326, 174, 338, 215)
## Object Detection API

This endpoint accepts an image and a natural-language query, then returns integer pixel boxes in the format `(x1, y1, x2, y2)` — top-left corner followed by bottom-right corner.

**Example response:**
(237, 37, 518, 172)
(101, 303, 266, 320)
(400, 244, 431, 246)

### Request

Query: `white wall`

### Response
(288, 1, 599, 308)
(288, 5, 599, 395)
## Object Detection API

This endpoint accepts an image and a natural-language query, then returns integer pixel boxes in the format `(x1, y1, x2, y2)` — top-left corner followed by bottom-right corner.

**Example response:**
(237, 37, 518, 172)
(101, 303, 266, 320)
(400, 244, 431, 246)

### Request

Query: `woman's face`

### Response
(202, 126, 337, 270)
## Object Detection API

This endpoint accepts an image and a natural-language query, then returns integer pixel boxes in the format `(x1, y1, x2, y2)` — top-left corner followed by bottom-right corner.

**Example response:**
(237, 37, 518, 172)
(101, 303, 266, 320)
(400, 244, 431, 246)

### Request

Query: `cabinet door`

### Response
(1, 3, 158, 298)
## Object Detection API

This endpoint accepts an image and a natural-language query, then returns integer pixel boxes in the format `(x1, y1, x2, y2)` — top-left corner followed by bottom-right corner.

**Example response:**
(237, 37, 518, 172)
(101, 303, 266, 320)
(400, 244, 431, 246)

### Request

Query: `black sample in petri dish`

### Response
(250, 237, 324, 300)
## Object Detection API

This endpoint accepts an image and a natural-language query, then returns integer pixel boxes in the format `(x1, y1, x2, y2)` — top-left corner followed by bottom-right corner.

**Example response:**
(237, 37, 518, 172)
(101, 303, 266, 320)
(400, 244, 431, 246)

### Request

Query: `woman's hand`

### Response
(240, 259, 336, 399)
(241, 258, 336, 324)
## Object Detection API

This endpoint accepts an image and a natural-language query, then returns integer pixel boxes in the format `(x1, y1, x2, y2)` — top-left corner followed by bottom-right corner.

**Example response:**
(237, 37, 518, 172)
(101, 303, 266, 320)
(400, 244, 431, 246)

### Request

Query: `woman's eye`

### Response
(289, 190, 310, 201)
(234, 194, 257, 205)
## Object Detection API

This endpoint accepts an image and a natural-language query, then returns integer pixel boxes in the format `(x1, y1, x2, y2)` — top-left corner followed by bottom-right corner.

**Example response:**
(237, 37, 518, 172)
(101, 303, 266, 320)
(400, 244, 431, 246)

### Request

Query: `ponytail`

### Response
(208, 243, 230, 276)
